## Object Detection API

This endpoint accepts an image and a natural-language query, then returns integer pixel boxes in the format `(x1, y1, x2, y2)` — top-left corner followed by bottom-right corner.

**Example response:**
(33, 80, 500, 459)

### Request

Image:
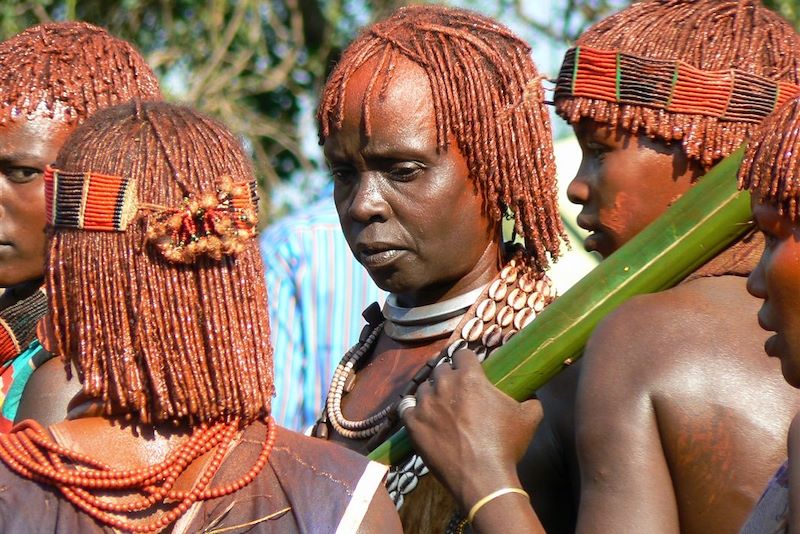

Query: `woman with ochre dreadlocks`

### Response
(0, 22, 161, 432)
(406, 1, 800, 533)
(313, 4, 564, 533)
(0, 101, 401, 533)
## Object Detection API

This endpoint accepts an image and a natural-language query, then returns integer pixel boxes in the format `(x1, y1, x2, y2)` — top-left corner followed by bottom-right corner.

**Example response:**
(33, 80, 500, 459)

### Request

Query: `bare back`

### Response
(576, 275, 800, 533)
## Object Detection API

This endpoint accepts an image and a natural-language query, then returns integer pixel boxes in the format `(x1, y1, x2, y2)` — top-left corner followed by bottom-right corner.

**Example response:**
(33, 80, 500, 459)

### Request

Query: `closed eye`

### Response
(387, 163, 424, 181)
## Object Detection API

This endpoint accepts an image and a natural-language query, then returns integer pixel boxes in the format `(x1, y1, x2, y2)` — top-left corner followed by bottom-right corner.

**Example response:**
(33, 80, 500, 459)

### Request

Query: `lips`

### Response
(355, 242, 407, 268)
(757, 311, 774, 333)
(756, 308, 782, 358)
(575, 214, 604, 253)
(575, 213, 597, 233)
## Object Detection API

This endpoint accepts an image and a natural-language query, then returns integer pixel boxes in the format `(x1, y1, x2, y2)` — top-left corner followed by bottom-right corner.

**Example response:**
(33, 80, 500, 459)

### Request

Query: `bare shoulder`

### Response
(16, 356, 81, 426)
(585, 275, 762, 376)
(356, 485, 403, 534)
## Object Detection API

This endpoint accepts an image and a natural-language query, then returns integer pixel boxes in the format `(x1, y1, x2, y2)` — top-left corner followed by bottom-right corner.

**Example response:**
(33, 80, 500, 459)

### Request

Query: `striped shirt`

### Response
(260, 192, 385, 431)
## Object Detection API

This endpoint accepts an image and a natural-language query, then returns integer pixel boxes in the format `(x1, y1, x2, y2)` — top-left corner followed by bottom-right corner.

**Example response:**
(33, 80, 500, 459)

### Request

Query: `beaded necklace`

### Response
(0, 286, 47, 364)
(314, 256, 555, 509)
(0, 417, 276, 533)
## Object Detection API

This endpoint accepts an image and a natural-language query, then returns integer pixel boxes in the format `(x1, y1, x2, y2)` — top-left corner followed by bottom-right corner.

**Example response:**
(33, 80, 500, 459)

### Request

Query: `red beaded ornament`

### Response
(145, 175, 258, 264)
(0, 417, 277, 533)
(557, 46, 800, 124)
(45, 165, 258, 265)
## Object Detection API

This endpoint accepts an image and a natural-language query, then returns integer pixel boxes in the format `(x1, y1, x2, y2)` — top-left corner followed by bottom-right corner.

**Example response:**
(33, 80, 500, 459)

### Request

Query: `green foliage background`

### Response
(0, 0, 797, 220)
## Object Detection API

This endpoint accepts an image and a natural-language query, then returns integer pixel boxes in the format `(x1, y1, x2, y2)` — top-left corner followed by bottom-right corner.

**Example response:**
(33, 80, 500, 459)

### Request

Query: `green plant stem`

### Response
(369, 147, 750, 465)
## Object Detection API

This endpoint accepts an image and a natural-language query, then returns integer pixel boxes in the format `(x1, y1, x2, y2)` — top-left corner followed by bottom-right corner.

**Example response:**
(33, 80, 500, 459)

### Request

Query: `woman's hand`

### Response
(402, 348, 542, 510)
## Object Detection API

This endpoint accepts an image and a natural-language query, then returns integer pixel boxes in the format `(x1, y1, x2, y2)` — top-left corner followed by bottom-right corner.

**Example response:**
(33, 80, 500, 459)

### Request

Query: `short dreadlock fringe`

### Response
(317, 5, 565, 270)
(555, 0, 800, 168)
(47, 102, 274, 427)
(739, 97, 800, 222)
(0, 21, 161, 124)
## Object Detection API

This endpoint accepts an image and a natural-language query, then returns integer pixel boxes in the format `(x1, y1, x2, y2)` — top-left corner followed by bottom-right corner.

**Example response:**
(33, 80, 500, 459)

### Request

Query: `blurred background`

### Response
(2, 0, 798, 288)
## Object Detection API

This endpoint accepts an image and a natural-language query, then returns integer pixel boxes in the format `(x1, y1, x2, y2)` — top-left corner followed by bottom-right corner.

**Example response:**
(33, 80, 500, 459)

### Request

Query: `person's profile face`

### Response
(747, 194, 800, 388)
(323, 56, 497, 306)
(566, 118, 702, 258)
(0, 112, 74, 287)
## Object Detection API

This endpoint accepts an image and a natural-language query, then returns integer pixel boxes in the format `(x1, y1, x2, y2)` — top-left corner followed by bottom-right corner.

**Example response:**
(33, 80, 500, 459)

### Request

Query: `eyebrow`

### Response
(0, 152, 47, 164)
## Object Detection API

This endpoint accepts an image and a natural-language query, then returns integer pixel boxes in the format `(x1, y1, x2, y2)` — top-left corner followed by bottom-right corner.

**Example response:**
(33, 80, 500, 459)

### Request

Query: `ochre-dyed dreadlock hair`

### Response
(47, 101, 274, 426)
(317, 4, 564, 270)
(739, 97, 800, 220)
(555, 0, 800, 168)
(0, 21, 161, 124)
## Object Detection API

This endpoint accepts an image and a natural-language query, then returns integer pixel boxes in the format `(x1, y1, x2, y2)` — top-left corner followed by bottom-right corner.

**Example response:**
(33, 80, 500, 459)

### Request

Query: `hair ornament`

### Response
(45, 166, 257, 264)
(145, 175, 258, 264)
(556, 46, 800, 124)
(44, 166, 138, 232)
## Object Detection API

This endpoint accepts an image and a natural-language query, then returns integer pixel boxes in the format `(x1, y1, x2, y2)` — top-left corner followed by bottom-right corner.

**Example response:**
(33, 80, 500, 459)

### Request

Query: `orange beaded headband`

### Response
(555, 46, 800, 123)
(44, 166, 138, 232)
(44, 165, 258, 264)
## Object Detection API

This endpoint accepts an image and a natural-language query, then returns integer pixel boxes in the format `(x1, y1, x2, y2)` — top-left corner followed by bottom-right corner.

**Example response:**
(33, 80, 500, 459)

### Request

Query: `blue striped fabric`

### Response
(260, 191, 386, 431)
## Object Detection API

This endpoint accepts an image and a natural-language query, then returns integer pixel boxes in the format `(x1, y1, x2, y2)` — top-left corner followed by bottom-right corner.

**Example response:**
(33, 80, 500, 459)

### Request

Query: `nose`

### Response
(346, 173, 390, 224)
(747, 256, 767, 300)
(566, 170, 590, 206)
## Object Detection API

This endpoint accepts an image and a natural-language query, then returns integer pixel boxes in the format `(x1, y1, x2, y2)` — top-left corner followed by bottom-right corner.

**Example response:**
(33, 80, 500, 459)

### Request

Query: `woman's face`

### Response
(324, 56, 499, 307)
(567, 118, 702, 258)
(0, 114, 74, 287)
(747, 195, 800, 387)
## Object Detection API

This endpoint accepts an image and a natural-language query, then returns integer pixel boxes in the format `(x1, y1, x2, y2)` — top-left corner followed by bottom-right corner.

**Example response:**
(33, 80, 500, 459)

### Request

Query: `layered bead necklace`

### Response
(0, 417, 277, 533)
(315, 257, 555, 507)
(321, 285, 486, 441)
(317, 258, 553, 443)
(0, 286, 47, 363)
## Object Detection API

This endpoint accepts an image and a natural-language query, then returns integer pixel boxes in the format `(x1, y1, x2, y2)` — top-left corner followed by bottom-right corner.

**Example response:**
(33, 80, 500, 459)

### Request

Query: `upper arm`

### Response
(356, 486, 402, 534)
(575, 303, 680, 534)
(519, 366, 581, 534)
(788, 412, 800, 533)
(15, 356, 80, 426)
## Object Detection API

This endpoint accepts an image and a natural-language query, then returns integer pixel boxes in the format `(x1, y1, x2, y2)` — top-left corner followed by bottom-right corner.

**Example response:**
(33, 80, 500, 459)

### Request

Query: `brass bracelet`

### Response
(467, 487, 530, 524)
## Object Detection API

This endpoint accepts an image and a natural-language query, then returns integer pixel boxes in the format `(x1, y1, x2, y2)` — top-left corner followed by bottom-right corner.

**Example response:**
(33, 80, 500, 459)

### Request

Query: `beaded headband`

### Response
(44, 166, 258, 264)
(555, 46, 800, 124)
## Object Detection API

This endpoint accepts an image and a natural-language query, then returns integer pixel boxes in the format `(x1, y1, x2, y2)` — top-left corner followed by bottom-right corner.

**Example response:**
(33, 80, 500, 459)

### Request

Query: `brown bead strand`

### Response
(0, 417, 277, 533)
(325, 322, 394, 439)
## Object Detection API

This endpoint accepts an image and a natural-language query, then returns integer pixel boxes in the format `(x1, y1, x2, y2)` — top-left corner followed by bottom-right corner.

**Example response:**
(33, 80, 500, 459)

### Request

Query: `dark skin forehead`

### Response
(324, 56, 441, 164)
(0, 111, 74, 165)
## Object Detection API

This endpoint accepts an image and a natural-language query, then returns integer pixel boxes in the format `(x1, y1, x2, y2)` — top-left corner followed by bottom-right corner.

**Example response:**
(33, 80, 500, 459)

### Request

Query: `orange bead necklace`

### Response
(0, 417, 276, 533)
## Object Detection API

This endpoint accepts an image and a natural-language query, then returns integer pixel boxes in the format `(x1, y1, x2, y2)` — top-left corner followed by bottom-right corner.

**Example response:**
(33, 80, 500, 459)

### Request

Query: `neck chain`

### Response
(0, 285, 47, 364)
(382, 285, 487, 342)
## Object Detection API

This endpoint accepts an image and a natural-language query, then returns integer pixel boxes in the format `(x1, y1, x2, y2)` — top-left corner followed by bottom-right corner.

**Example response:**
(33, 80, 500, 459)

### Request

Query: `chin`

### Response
(0, 267, 44, 289)
(781, 365, 800, 389)
(779, 350, 800, 389)
(367, 269, 408, 295)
